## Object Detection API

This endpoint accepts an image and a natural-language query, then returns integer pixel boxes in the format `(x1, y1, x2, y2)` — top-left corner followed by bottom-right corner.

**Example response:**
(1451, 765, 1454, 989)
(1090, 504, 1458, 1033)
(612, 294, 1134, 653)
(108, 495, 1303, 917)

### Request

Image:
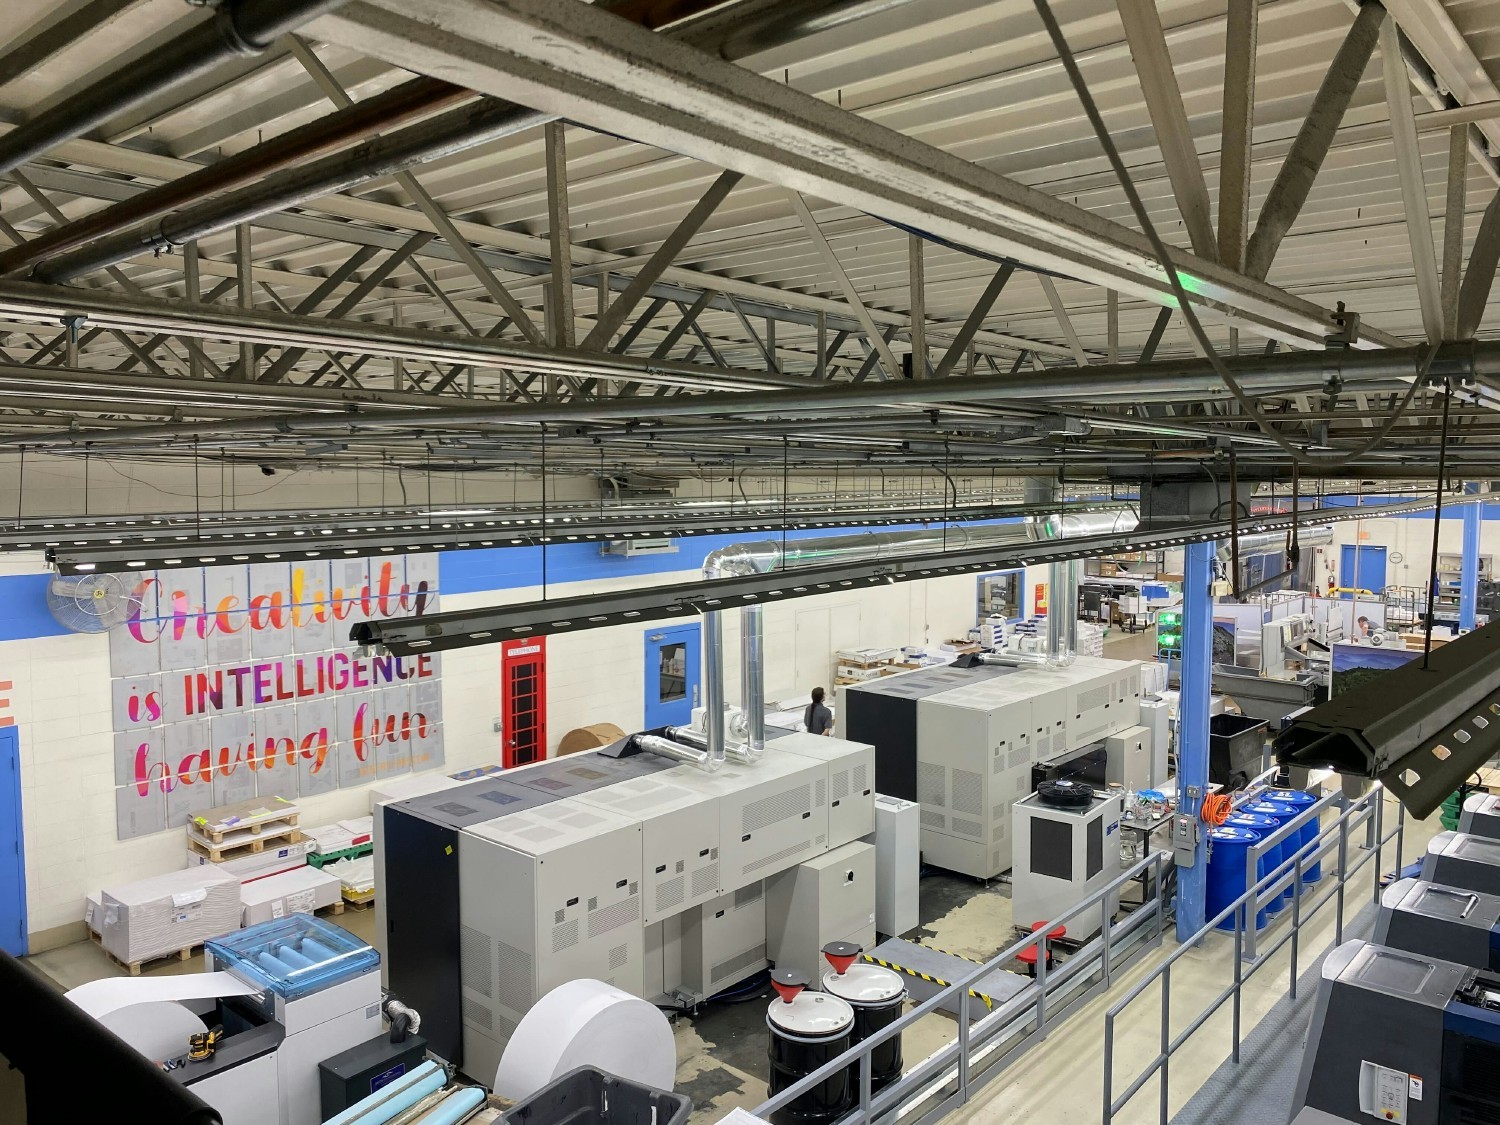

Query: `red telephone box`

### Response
(501, 637, 547, 768)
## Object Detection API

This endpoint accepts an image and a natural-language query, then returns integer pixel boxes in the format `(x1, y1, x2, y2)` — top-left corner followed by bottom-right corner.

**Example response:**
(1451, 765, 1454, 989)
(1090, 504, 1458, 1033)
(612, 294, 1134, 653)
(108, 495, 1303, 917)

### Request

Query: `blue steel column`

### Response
(1176, 540, 1215, 940)
(1460, 483, 1481, 632)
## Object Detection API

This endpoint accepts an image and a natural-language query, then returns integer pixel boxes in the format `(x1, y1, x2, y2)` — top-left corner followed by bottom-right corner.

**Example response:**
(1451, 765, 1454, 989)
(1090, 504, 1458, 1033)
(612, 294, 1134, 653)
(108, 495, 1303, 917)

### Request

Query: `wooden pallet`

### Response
(188, 825, 304, 864)
(193, 810, 300, 845)
(316, 899, 346, 917)
(340, 887, 375, 909)
(103, 942, 203, 977)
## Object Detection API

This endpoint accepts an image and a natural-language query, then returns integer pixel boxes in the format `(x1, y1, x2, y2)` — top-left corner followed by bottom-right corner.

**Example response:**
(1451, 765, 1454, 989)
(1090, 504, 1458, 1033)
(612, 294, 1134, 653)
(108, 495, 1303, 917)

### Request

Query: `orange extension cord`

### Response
(1199, 792, 1234, 827)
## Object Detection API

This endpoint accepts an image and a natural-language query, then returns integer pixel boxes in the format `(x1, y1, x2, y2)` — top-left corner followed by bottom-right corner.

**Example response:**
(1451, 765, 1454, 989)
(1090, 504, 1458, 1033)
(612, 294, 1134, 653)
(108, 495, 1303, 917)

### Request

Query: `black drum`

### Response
(822, 963, 906, 1093)
(766, 972, 855, 1125)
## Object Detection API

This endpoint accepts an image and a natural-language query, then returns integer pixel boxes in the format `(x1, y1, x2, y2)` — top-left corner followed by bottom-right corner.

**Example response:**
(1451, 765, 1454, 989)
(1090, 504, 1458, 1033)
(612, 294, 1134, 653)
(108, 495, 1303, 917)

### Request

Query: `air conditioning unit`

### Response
(602, 539, 678, 557)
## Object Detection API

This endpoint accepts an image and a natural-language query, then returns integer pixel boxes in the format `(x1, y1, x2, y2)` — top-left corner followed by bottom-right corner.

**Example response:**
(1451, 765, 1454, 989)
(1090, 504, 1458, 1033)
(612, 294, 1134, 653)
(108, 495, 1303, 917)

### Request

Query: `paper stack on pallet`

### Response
(239, 866, 343, 925)
(186, 837, 315, 883)
(97, 867, 240, 971)
(324, 854, 376, 905)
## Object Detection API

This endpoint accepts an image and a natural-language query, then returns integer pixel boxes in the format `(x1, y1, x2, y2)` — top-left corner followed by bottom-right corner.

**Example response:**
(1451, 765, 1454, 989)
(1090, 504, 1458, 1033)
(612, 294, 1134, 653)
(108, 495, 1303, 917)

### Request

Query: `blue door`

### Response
(1339, 545, 1388, 598)
(644, 625, 700, 729)
(0, 727, 24, 956)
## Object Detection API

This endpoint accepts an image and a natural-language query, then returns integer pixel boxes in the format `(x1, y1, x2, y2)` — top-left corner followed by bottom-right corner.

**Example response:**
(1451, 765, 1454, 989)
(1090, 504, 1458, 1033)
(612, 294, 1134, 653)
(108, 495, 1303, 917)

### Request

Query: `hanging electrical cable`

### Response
(1030, 0, 1441, 471)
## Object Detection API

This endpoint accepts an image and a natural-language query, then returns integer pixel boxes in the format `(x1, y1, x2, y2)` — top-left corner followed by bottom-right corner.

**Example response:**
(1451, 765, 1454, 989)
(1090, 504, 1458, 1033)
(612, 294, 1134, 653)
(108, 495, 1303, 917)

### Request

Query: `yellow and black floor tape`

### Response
(861, 953, 996, 1011)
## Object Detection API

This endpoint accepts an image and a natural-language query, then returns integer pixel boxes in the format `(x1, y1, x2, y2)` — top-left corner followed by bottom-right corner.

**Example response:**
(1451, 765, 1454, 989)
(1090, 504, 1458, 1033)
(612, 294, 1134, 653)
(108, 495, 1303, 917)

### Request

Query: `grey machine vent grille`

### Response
(494, 1012, 518, 1044)
(495, 941, 533, 1013)
(712, 942, 768, 989)
(588, 896, 640, 938)
(918, 762, 946, 806)
(815, 778, 827, 808)
(743, 786, 811, 833)
(675, 859, 685, 874)
(609, 943, 628, 970)
(831, 769, 850, 802)
(1009, 746, 1030, 769)
(1079, 686, 1111, 713)
(745, 838, 813, 875)
(921, 809, 945, 828)
(993, 749, 1007, 775)
(734, 881, 763, 907)
(952, 768, 983, 815)
(462, 996, 493, 1030)
(692, 863, 720, 899)
(656, 876, 685, 913)
(460, 925, 493, 998)
(1016, 773, 1030, 795)
(853, 764, 868, 792)
(554, 908, 566, 925)
(588, 896, 598, 912)
(551, 918, 580, 953)
(951, 817, 983, 838)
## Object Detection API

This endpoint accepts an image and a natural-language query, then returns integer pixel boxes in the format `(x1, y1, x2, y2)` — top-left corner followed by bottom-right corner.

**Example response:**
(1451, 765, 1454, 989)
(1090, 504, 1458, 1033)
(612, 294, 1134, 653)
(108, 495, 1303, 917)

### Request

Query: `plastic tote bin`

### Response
(501, 1069, 691, 1125)
(1208, 714, 1269, 789)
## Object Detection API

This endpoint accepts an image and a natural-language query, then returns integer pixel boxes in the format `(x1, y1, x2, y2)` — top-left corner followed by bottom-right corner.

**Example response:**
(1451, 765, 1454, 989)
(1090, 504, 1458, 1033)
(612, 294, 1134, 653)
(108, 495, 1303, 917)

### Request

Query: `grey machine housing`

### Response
(1421, 830, 1500, 898)
(1291, 941, 1466, 1125)
(1458, 791, 1500, 840)
(1375, 878, 1500, 972)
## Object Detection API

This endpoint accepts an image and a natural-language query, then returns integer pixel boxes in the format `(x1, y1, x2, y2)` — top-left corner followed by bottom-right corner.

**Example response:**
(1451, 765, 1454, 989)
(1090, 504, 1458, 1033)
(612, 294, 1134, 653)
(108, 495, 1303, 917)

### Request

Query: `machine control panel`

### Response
(1172, 814, 1198, 867)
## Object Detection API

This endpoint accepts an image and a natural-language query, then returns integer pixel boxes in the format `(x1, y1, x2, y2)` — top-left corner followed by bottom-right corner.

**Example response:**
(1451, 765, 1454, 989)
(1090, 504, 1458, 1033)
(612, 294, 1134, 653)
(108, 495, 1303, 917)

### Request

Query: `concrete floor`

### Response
(25, 626, 1420, 1125)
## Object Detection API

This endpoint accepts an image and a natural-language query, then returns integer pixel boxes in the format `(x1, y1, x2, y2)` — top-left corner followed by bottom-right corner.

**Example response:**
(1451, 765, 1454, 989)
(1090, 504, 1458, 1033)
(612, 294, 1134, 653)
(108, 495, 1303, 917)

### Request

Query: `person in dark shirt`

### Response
(805, 686, 834, 735)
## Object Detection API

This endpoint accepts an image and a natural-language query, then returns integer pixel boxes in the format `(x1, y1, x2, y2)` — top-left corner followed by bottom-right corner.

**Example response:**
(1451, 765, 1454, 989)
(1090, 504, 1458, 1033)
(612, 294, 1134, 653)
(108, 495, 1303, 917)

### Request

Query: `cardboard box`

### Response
(240, 866, 342, 925)
(99, 868, 240, 965)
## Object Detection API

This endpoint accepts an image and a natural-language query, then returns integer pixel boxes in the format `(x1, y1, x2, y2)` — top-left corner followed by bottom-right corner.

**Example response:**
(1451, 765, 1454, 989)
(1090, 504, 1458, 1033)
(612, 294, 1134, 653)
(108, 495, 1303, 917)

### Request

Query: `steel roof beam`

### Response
(1380, 18, 1444, 344)
(1244, 2, 1384, 283)
(1115, 0, 1217, 261)
(307, 0, 1385, 351)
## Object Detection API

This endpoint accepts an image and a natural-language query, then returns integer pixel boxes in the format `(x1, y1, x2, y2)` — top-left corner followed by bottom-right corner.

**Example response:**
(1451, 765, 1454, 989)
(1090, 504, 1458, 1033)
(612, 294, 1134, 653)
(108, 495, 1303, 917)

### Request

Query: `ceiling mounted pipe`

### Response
(0, 0, 352, 184)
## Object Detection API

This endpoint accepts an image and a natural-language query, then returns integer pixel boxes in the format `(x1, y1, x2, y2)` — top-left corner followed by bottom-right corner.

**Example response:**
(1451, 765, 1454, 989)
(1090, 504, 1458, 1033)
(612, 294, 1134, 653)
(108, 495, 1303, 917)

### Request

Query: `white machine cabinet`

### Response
(681, 881, 769, 998)
(1105, 725, 1152, 792)
(667, 749, 829, 894)
(874, 794, 919, 938)
(765, 840, 877, 980)
(1011, 789, 1123, 939)
(1138, 696, 1172, 788)
(575, 774, 722, 925)
(458, 799, 644, 1087)
(768, 731, 876, 849)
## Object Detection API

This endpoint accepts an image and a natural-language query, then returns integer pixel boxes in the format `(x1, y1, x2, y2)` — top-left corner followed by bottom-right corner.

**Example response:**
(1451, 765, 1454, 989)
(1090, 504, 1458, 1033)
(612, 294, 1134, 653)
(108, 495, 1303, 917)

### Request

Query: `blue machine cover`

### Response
(207, 913, 379, 1001)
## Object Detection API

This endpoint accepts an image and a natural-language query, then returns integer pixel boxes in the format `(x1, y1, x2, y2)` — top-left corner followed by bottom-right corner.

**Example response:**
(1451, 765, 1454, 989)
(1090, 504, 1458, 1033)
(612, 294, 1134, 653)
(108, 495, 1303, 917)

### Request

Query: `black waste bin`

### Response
(501, 1068, 691, 1125)
(1209, 713, 1269, 790)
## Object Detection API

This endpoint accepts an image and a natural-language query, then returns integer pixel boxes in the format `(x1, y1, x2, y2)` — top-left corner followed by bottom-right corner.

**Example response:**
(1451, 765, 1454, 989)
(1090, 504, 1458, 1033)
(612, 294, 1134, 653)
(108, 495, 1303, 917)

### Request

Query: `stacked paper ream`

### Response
(240, 866, 342, 925)
(325, 854, 376, 896)
(1077, 620, 1106, 657)
(98, 868, 240, 965)
(338, 816, 373, 845)
(185, 838, 314, 882)
(304, 823, 358, 855)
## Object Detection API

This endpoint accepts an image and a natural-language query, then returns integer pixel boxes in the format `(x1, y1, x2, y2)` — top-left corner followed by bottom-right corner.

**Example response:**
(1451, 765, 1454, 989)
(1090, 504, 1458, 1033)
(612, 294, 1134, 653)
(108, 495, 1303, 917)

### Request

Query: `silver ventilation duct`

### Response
(698, 508, 1142, 763)
(634, 733, 720, 773)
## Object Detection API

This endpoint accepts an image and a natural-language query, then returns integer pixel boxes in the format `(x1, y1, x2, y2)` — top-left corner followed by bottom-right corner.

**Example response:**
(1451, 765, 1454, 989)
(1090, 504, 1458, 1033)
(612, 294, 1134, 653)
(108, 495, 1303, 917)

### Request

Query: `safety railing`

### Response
(752, 850, 1174, 1125)
(1101, 783, 1405, 1124)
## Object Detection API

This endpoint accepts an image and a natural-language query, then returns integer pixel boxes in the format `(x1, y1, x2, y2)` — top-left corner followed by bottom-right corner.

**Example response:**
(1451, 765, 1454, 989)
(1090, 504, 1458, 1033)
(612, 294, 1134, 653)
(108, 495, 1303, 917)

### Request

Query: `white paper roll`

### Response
(66, 970, 260, 1019)
(97, 1001, 206, 1061)
(493, 979, 676, 1102)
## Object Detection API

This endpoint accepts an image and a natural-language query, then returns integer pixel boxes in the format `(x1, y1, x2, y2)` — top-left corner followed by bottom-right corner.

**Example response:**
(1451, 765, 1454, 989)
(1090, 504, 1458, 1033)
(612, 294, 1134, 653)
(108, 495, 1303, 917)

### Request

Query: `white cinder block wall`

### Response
(13, 556, 982, 945)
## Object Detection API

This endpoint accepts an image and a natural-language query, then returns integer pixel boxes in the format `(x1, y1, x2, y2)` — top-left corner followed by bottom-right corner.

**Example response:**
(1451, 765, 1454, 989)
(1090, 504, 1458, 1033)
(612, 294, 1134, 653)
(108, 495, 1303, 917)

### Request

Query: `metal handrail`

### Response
(752, 848, 1174, 1124)
(1101, 783, 1405, 1124)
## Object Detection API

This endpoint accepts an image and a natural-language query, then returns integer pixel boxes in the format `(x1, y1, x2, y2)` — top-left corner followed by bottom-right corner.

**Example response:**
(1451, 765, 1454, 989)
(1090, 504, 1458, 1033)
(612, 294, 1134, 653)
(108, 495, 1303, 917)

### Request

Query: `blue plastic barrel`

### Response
(1242, 801, 1296, 908)
(1225, 812, 1286, 915)
(1263, 789, 1321, 883)
(1208, 826, 1266, 931)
